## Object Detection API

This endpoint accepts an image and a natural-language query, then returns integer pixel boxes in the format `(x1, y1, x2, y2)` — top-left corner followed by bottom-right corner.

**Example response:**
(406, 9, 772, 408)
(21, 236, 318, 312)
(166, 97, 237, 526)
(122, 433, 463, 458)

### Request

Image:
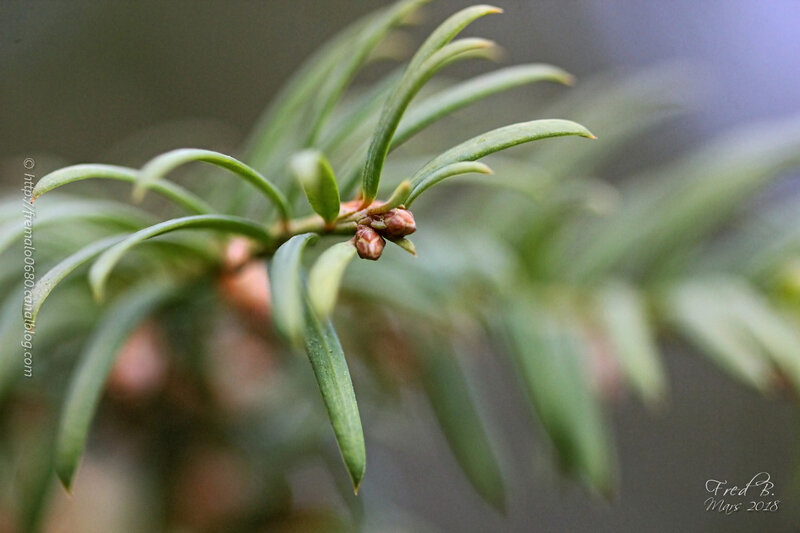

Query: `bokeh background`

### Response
(2, 1, 800, 531)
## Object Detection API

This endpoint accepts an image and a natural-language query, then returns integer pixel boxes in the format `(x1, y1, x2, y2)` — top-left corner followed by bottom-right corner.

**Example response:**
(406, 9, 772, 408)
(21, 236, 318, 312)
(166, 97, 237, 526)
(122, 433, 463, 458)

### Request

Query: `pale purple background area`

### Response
(587, 1, 800, 131)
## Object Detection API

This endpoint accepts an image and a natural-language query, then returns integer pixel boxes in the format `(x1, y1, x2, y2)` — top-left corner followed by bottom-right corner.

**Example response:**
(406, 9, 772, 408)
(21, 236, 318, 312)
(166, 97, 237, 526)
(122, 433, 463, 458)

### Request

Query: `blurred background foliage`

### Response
(1, 1, 800, 532)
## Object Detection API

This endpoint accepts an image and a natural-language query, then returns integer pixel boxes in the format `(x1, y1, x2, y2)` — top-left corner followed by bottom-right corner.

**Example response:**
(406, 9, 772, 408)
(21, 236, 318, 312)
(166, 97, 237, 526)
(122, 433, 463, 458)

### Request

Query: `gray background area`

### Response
(2, 1, 800, 531)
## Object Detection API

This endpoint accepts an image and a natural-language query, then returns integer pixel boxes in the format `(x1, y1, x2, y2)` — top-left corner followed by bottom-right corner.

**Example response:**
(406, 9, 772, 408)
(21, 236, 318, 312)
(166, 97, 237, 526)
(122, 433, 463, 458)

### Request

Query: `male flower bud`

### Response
(370, 208, 416, 238)
(354, 225, 385, 260)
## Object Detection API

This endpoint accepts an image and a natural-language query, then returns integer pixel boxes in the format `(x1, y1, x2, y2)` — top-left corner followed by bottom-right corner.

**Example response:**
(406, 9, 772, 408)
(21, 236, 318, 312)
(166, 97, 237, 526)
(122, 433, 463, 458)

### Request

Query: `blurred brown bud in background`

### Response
(219, 238, 271, 323)
(108, 321, 169, 402)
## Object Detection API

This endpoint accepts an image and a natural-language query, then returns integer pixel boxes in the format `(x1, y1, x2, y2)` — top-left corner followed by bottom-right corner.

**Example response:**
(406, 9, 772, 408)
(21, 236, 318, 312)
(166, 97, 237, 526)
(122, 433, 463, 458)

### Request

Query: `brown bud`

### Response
(218, 260, 271, 322)
(173, 448, 253, 529)
(354, 225, 385, 260)
(372, 208, 416, 238)
(222, 237, 253, 271)
(108, 321, 168, 402)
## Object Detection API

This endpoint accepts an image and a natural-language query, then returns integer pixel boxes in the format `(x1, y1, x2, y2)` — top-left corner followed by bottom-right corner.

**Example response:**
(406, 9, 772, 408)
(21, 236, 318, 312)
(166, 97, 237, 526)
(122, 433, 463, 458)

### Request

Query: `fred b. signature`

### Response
(704, 472, 780, 515)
